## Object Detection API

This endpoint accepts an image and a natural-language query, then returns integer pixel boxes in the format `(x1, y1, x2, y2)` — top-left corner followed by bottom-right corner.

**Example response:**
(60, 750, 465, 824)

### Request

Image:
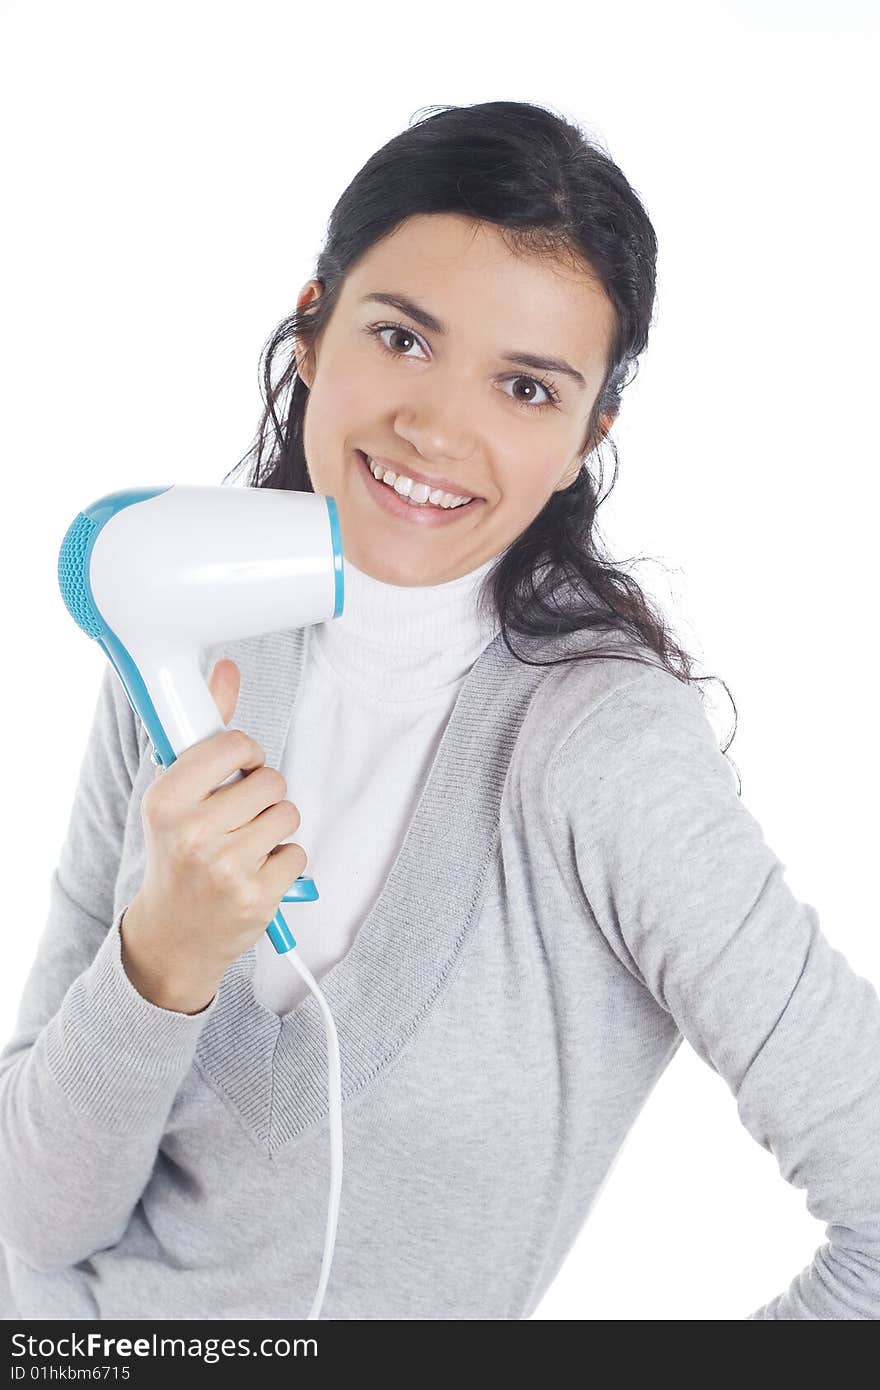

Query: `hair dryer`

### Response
(57, 483, 344, 956)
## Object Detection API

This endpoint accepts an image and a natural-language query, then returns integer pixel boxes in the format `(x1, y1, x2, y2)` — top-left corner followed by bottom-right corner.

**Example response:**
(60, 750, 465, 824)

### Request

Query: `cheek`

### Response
(308, 367, 364, 423)
(501, 463, 560, 512)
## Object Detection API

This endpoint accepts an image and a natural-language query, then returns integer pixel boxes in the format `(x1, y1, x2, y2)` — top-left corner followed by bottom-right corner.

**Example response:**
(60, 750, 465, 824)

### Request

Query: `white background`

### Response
(1, 0, 877, 1320)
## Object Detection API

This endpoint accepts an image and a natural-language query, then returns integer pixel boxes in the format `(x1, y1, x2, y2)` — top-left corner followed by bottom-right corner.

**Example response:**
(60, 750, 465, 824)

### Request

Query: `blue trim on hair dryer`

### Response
(326, 496, 344, 618)
(56, 486, 340, 956)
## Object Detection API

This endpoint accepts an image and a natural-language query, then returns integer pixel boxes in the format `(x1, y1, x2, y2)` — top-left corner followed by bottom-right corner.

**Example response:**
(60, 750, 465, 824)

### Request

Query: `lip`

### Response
(360, 452, 484, 501)
(356, 450, 484, 526)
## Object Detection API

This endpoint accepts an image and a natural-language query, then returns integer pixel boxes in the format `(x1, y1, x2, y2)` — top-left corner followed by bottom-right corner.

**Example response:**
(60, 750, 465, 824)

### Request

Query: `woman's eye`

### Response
(366, 321, 561, 412)
(499, 376, 559, 411)
(371, 324, 426, 359)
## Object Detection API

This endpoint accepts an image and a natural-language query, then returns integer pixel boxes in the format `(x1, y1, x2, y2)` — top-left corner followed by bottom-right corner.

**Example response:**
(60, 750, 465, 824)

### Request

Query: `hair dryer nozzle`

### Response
(58, 483, 343, 757)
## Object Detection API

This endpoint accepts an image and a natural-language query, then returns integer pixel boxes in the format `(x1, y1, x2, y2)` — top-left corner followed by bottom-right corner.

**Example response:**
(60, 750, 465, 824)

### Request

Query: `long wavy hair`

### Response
(222, 99, 738, 779)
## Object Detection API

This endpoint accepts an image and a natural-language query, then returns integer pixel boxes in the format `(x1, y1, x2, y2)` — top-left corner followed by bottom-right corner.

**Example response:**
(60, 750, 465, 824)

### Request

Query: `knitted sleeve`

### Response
(0, 663, 218, 1275)
(553, 668, 880, 1319)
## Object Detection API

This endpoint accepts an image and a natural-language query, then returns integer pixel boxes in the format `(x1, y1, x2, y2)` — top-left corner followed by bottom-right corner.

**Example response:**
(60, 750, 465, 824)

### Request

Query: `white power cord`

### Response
(282, 948, 343, 1321)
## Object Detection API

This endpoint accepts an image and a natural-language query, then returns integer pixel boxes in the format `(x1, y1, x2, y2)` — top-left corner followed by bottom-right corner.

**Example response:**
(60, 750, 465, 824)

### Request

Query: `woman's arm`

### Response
(551, 669, 880, 1319)
(0, 664, 218, 1275)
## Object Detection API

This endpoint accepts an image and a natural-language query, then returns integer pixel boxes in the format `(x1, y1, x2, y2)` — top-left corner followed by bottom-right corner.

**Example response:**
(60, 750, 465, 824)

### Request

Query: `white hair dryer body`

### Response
(57, 483, 344, 954)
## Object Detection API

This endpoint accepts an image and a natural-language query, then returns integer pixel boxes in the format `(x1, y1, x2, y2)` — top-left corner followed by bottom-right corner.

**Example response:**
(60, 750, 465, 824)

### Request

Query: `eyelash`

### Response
(364, 321, 562, 413)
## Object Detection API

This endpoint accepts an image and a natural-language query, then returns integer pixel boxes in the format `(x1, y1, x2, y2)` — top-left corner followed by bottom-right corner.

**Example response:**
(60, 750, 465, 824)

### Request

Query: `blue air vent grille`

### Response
(57, 512, 103, 638)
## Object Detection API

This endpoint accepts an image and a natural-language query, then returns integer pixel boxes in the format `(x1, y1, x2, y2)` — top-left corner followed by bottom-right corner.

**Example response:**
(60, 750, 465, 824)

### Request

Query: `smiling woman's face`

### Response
(294, 213, 617, 586)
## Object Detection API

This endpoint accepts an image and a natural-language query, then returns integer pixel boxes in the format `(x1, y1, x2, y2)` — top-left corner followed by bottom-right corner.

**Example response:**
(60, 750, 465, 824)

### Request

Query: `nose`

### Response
(392, 404, 478, 471)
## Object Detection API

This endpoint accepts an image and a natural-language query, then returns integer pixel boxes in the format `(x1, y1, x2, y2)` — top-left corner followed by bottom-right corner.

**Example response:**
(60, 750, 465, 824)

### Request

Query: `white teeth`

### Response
(365, 456, 472, 509)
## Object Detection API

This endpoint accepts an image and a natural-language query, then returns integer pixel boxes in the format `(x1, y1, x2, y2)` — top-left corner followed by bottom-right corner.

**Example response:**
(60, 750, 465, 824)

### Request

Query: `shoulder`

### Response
(516, 636, 713, 771)
(504, 637, 740, 835)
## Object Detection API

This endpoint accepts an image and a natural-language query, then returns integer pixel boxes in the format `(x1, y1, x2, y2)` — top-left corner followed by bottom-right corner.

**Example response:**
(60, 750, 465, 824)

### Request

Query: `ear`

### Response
(293, 279, 324, 386)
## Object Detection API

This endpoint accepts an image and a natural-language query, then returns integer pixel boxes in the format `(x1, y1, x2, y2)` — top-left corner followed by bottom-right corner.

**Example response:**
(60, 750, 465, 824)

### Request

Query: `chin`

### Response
(376, 557, 434, 587)
(351, 545, 439, 588)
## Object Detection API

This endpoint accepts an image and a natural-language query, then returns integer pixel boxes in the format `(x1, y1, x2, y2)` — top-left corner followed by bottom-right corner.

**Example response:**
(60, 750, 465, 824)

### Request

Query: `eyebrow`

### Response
(359, 292, 587, 390)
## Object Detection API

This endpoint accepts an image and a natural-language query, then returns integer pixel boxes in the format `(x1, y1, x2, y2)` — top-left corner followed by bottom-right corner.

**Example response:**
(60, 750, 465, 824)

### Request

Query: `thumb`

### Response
(207, 658, 242, 728)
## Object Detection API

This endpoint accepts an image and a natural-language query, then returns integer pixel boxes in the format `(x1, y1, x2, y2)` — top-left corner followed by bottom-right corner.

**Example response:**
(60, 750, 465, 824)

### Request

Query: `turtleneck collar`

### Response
(309, 551, 504, 703)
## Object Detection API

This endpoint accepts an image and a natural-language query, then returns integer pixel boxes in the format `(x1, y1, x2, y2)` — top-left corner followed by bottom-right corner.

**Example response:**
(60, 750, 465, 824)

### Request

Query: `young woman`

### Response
(2, 100, 878, 1321)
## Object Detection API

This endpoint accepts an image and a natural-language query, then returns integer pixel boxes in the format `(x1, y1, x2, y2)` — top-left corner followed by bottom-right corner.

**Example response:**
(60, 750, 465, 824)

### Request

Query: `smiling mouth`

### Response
(357, 450, 483, 512)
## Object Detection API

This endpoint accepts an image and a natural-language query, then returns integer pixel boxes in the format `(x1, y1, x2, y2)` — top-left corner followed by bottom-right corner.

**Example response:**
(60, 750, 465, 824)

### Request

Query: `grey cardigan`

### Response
(1, 622, 879, 1319)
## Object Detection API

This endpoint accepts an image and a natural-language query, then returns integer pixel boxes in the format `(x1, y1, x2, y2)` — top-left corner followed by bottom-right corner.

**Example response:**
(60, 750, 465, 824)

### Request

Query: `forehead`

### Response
(344, 213, 615, 361)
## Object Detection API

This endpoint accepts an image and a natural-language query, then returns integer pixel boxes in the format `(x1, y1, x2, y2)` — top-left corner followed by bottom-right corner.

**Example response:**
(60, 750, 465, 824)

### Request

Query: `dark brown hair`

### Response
(223, 99, 738, 782)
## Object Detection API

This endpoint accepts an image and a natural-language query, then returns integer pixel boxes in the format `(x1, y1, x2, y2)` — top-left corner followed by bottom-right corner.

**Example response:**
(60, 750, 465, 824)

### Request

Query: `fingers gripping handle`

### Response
(148, 746, 318, 957)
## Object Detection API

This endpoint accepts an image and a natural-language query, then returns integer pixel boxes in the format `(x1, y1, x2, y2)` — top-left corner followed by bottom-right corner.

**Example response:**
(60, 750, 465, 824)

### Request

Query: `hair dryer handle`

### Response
(266, 868, 321, 953)
(136, 648, 320, 956)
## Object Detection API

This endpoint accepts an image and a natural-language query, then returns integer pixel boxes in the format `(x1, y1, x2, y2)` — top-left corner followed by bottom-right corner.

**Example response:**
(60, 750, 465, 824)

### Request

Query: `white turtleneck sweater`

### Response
(254, 554, 502, 1016)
